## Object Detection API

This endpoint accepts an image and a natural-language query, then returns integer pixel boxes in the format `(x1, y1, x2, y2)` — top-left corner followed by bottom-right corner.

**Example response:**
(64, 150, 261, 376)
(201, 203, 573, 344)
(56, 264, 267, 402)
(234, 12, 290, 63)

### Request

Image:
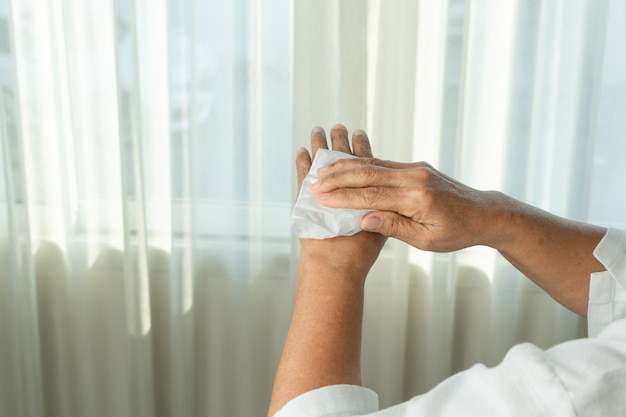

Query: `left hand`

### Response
(296, 124, 387, 279)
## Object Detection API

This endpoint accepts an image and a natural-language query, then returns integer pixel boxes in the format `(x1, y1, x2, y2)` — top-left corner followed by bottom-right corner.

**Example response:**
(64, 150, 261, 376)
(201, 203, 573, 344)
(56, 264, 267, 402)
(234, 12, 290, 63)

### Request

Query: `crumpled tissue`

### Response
(291, 148, 373, 239)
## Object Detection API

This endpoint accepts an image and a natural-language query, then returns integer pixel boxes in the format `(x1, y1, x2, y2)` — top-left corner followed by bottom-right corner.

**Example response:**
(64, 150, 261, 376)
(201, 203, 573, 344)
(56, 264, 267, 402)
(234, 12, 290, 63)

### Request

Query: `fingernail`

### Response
(362, 216, 381, 231)
(312, 126, 325, 137)
(353, 129, 366, 138)
(296, 147, 308, 155)
(318, 166, 328, 175)
(319, 193, 331, 201)
(311, 181, 320, 191)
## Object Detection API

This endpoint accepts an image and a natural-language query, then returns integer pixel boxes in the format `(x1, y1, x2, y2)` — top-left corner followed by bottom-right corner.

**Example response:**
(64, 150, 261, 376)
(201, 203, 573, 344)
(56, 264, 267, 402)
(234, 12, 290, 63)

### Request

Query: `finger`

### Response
(317, 186, 415, 215)
(313, 165, 409, 194)
(351, 129, 373, 158)
(318, 157, 429, 178)
(311, 126, 328, 160)
(330, 124, 352, 154)
(361, 211, 427, 248)
(295, 147, 312, 197)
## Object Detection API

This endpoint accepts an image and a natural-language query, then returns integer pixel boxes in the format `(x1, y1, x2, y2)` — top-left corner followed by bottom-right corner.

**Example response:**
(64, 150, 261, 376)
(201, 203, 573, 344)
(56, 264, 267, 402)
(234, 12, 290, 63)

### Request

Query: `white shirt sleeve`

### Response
(274, 228, 626, 417)
(273, 385, 378, 417)
(588, 228, 626, 337)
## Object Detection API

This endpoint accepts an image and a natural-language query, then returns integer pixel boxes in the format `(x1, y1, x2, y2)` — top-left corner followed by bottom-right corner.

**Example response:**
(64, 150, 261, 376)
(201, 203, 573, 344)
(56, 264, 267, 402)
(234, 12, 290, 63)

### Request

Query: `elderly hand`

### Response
(311, 155, 507, 253)
(296, 125, 387, 279)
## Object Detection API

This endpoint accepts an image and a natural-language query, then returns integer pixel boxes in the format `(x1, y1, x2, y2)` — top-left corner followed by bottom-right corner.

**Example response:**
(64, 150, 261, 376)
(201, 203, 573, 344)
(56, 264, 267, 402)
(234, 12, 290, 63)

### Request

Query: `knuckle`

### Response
(385, 215, 402, 237)
(413, 166, 433, 181)
(328, 159, 348, 171)
(365, 157, 385, 167)
(385, 214, 413, 242)
(414, 160, 432, 169)
(361, 187, 384, 206)
(357, 165, 381, 185)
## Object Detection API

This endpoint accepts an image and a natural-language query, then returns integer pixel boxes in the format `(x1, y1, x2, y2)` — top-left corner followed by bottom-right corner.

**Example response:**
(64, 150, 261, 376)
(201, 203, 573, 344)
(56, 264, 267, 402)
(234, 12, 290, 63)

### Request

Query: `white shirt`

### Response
(274, 228, 626, 417)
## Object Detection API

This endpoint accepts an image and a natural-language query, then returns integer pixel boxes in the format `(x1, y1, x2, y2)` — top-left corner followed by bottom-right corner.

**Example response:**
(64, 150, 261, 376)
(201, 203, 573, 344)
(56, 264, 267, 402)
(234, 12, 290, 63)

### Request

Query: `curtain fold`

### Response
(1, 0, 625, 416)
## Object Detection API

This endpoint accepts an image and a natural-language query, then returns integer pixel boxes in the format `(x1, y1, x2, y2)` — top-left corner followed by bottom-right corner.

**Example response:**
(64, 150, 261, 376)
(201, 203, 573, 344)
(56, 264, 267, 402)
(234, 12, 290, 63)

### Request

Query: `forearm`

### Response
(486, 191, 607, 316)
(267, 249, 369, 416)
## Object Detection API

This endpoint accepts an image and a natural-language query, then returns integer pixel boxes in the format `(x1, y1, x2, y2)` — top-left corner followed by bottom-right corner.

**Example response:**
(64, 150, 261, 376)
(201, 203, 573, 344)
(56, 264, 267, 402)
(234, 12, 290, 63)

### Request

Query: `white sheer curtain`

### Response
(1, 0, 625, 416)
(1, 1, 293, 416)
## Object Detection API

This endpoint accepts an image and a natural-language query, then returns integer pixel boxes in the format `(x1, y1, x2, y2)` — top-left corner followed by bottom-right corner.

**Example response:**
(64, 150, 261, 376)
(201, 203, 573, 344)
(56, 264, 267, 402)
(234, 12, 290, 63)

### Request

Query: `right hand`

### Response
(312, 148, 608, 318)
(311, 158, 507, 252)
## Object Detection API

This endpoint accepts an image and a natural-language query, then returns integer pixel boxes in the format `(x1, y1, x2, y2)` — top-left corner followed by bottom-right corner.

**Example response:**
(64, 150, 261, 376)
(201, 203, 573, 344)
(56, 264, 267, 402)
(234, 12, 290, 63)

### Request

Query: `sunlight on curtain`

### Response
(1, 0, 626, 416)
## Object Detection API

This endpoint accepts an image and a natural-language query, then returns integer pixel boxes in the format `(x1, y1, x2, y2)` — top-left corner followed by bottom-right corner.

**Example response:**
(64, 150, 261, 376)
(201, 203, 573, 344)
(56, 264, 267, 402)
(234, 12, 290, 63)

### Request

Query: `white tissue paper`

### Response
(291, 148, 373, 239)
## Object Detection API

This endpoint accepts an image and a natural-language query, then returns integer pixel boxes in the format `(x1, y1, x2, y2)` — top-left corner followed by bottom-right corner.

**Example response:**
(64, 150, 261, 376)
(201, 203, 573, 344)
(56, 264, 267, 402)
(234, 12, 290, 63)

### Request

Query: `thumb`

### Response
(361, 211, 417, 240)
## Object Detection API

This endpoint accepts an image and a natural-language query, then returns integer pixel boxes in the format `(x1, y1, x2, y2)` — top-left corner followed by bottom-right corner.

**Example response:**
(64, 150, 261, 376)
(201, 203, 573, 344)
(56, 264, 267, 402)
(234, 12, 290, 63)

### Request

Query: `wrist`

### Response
(299, 238, 380, 284)
(475, 191, 522, 250)
(481, 191, 560, 254)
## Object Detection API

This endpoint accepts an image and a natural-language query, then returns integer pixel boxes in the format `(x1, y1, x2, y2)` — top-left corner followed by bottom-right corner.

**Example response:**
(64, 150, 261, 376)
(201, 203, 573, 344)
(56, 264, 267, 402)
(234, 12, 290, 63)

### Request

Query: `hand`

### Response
(296, 125, 387, 278)
(269, 124, 387, 416)
(311, 157, 506, 252)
